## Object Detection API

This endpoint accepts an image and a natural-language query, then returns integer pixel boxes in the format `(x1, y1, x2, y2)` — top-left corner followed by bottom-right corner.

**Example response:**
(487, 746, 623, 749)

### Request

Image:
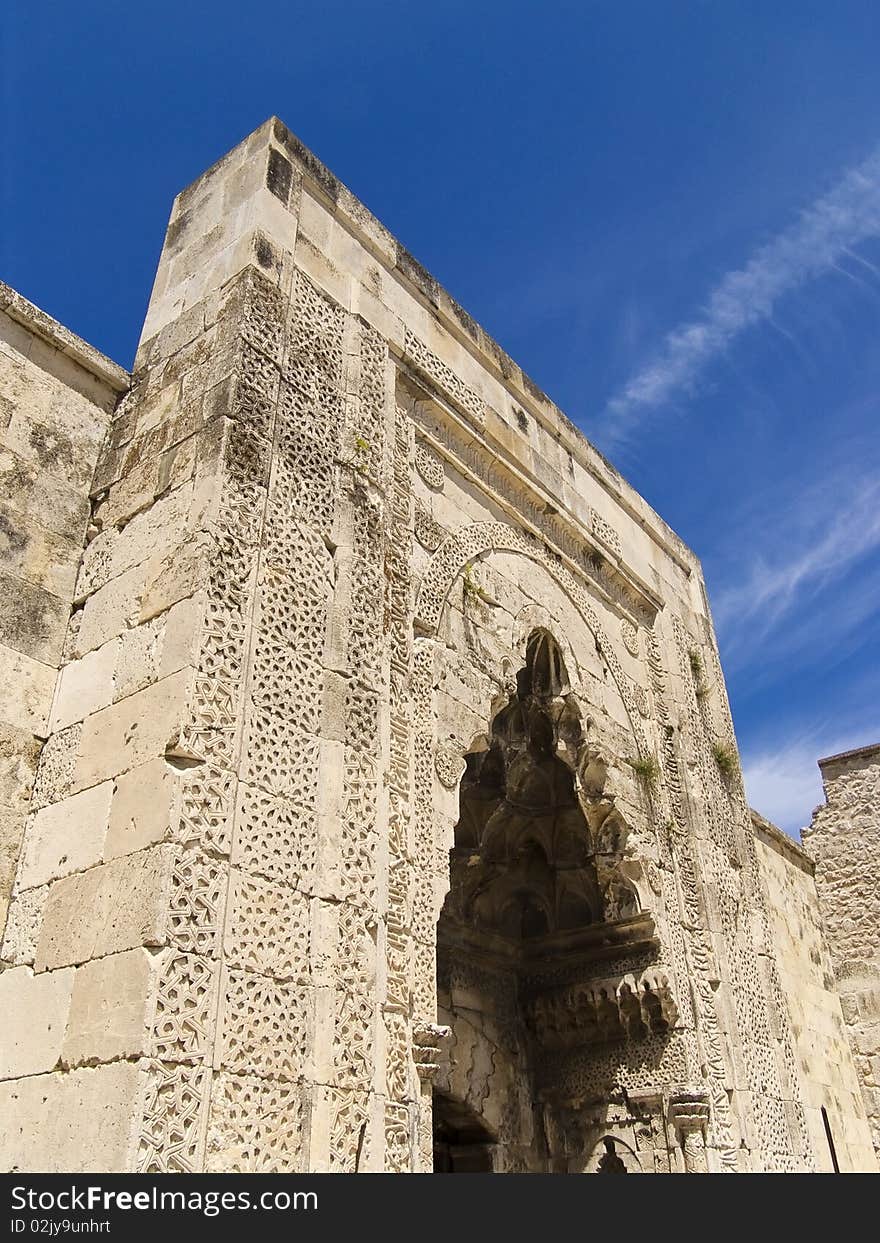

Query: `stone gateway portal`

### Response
(0, 119, 876, 1173)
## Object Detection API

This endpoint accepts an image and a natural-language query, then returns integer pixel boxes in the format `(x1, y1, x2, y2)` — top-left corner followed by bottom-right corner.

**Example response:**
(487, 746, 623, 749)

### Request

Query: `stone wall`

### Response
(752, 811, 876, 1170)
(0, 284, 126, 943)
(803, 744, 880, 1159)
(0, 117, 872, 1172)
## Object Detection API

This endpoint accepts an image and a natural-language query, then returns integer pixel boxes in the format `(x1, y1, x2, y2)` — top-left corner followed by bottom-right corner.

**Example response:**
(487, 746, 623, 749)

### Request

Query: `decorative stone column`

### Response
(669, 1092, 711, 1173)
(412, 1021, 451, 1171)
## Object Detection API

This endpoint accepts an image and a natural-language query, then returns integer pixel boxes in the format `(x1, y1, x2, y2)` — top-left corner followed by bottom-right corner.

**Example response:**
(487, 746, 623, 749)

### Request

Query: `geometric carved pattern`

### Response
(179, 763, 236, 855)
(138, 1061, 210, 1173)
(241, 723, 321, 802)
(167, 849, 227, 956)
(136, 264, 289, 1176)
(621, 616, 640, 658)
(233, 784, 316, 891)
(151, 952, 218, 1061)
(414, 499, 444, 551)
(415, 441, 445, 490)
(220, 969, 309, 1081)
(334, 992, 375, 1088)
(328, 1088, 370, 1172)
(224, 871, 310, 981)
(591, 508, 622, 558)
(206, 1074, 305, 1173)
(404, 328, 486, 426)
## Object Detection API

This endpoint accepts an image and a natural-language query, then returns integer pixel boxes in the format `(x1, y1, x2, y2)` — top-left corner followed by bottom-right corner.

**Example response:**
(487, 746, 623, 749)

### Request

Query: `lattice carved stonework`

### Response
(671, 616, 811, 1168)
(140, 266, 285, 1173)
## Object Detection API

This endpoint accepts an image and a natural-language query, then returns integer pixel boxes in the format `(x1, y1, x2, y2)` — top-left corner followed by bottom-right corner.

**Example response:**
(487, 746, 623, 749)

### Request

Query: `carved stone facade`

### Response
(0, 118, 876, 1172)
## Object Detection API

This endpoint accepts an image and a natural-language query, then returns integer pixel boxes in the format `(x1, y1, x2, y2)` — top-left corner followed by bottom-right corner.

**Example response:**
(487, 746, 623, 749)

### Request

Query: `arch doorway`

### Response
(433, 629, 666, 1171)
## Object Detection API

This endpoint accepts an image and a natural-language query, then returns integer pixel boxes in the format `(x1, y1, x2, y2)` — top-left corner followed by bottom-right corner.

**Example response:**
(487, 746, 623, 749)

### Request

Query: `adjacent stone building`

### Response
(0, 118, 876, 1173)
(803, 745, 880, 1158)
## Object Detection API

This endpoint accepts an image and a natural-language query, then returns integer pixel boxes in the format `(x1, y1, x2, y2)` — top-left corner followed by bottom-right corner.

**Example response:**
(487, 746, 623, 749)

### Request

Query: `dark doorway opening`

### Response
(433, 1091, 496, 1173)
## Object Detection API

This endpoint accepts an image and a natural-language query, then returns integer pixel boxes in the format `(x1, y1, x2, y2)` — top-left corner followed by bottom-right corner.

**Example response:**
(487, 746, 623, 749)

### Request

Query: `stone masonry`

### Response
(0, 118, 876, 1172)
(803, 744, 880, 1159)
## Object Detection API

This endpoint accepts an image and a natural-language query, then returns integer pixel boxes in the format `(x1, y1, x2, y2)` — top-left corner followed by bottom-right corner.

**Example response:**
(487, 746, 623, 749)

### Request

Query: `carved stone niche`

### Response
(436, 629, 678, 1167)
(668, 1091, 712, 1173)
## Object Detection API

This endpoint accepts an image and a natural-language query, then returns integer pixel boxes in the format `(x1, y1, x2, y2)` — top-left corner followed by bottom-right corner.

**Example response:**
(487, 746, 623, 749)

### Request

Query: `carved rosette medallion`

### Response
(415, 442, 445, 490)
(434, 742, 467, 790)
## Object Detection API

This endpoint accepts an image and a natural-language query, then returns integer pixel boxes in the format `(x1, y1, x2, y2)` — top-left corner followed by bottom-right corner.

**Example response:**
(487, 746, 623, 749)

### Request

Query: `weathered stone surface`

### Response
(62, 947, 157, 1066)
(0, 292, 125, 952)
(755, 812, 877, 1171)
(0, 570, 67, 664)
(0, 646, 55, 736)
(18, 781, 113, 890)
(105, 758, 178, 858)
(74, 668, 192, 788)
(76, 562, 146, 656)
(804, 744, 880, 1161)
(35, 846, 172, 971)
(50, 639, 119, 731)
(0, 882, 49, 966)
(0, 1063, 144, 1171)
(0, 965, 74, 1077)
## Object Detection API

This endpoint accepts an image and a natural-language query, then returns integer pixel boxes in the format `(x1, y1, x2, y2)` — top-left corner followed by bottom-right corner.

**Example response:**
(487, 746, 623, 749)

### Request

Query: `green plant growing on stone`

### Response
(689, 648, 711, 701)
(712, 742, 739, 778)
(628, 754, 659, 787)
(352, 435, 371, 476)
(461, 563, 493, 608)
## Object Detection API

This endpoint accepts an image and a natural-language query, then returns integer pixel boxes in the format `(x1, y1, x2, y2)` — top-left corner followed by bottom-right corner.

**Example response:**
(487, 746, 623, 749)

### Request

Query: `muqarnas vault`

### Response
(0, 119, 877, 1173)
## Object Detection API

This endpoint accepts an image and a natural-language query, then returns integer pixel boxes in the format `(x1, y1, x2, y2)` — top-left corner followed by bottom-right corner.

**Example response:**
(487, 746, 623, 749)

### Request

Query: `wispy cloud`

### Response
(601, 144, 880, 446)
(743, 717, 880, 837)
(713, 471, 880, 655)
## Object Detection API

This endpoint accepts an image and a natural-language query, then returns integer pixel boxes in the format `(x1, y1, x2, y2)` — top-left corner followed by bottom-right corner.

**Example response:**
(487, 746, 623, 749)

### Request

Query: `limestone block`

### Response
(76, 485, 195, 601)
(0, 1062, 145, 1171)
(0, 645, 55, 735)
(293, 234, 351, 310)
(0, 720, 42, 814)
(0, 445, 90, 541)
(0, 570, 68, 664)
(50, 638, 119, 731)
(140, 531, 211, 622)
(104, 758, 179, 858)
(158, 592, 203, 678)
(101, 458, 159, 529)
(0, 501, 81, 598)
(0, 964, 74, 1077)
(62, 947, 158, 1066)
(75, 667, 192, 788)
(298, 190, 332, 251)
(352, 279, 405, 349)
(0, 385, 106, 493)
(30, 722, 82, 811)
(0, 882, 49, 965)
(76, 562, 146, 656)
(0, 803, 27, 937)
(114, 617, 162, 702)
(35, 845, 173, 970)
(18, 780, 113, 890)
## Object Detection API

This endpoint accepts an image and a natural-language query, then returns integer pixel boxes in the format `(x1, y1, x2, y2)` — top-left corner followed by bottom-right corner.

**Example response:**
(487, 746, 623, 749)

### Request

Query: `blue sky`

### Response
(3, 2, 879, 837)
